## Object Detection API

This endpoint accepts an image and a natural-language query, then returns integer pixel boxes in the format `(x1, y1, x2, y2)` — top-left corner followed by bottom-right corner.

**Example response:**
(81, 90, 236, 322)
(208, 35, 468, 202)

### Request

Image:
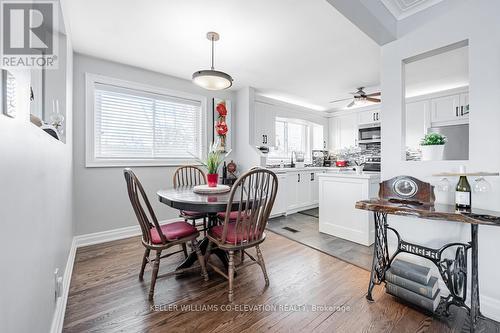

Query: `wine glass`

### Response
(473, 177, 491, 193)
(436, 178, 451, 192)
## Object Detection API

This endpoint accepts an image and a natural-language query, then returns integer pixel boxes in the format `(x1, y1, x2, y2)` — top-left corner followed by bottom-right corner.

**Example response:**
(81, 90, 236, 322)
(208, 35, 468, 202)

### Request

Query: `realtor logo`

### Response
(1, 1, 58, 68)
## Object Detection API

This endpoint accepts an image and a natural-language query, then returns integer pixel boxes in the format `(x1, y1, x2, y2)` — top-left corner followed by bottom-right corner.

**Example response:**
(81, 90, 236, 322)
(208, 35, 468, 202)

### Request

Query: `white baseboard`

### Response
(50, 237, 77, 333)
(49, 218, 178, 332)
(73, 218, 179, 248)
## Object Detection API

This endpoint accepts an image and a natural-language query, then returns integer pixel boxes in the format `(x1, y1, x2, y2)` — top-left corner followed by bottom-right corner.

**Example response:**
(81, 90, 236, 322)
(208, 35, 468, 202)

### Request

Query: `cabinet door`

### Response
(430, 94, 461, 124)
(405, 100, 429, 150)
(358, 110, 380, 124)
(460, 93, 469, 119)
(310, 171, 322, 204)
(254, 102, 276, 147)
(286, 172, 300, 210)
(338, 113, 358, 149)
(298, 172, 311, 206)
(328, 117, 340, 150)
(271, 174, 287, 217)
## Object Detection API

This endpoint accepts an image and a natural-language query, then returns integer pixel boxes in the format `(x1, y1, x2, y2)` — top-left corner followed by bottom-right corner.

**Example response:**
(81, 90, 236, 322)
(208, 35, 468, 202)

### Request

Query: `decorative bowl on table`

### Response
(193, 184, 230, 194)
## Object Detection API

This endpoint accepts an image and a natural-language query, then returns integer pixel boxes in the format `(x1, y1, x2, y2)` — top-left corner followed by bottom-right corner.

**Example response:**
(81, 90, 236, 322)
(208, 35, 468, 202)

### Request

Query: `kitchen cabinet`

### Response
(329, 113, 358, 151)
(254, 101, 276, 147)
(358, 109, 380, 124)
(297, 171, 311, 206)
(286, 172, 300, 211)
(318, 173, 380, 246)
(405, 100, 429, 150)
(430, 92, 468, 126)
(309, 170, 325, 204)
(270, 173, 287, 217)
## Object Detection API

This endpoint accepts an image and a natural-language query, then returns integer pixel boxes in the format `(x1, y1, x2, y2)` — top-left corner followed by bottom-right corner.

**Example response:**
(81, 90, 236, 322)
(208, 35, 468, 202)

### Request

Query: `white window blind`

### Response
(91, 82, 203, 165)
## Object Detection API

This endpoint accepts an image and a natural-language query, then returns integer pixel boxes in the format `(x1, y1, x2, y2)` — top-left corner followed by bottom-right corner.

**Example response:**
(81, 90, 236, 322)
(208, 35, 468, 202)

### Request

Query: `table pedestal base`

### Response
(176, 213, 229, 271)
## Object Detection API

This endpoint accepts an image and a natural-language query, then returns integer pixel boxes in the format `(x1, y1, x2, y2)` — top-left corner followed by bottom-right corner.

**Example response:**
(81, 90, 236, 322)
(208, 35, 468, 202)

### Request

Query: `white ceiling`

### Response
(405, 45, 468, 97)
(381, 0, 445, 20)
(63, 0, 380, 111)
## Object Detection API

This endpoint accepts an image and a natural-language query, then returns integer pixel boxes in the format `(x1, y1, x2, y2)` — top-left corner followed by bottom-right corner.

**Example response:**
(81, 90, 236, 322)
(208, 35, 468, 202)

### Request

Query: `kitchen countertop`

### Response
(318, 171, 381, 179)
(266, 166, 380, 176)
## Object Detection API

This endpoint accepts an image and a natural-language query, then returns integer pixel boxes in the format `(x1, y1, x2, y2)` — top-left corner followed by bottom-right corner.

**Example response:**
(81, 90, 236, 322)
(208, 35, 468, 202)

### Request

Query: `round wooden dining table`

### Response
(157, 186, 244, 270)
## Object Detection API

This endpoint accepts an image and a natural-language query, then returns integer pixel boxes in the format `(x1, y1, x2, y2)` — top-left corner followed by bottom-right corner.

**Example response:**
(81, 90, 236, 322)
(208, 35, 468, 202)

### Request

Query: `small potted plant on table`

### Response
(420, 132, 446, 161)
(191, 140, 232, 187)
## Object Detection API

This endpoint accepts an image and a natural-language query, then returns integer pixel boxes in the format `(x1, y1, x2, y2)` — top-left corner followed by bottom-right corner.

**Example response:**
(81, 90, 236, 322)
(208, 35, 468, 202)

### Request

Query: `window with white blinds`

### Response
(86, 75, 206, 167)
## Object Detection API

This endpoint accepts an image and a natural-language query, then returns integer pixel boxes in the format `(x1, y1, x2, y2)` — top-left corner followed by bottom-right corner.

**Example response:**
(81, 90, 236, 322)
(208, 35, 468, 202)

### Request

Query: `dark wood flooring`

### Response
(63, 232, 495, 333)
(267, 211, 373, 270)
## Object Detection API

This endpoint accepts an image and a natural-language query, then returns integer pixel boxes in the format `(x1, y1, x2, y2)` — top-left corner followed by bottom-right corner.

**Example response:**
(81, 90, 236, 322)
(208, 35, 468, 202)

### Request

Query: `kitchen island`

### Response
(318, 172, 380, 246)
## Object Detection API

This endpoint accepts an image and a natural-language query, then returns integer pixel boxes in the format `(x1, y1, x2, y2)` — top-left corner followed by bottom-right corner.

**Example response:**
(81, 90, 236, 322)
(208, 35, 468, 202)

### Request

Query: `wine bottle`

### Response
(455, 175, 471, 210)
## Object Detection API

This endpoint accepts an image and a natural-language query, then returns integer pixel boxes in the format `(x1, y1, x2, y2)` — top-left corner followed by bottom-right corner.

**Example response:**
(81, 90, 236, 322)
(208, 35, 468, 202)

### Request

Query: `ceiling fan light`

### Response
(192, 70, 233, 90)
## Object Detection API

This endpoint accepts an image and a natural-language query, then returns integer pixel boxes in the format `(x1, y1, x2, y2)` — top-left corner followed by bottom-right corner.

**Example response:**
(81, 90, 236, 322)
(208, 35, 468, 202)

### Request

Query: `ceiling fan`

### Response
(329, 87, 381, 108)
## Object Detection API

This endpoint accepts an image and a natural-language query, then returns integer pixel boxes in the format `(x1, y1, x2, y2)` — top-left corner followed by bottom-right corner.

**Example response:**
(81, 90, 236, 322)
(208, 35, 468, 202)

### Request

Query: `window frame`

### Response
(268, 117, 323, 163)
(85, 73, 208, 168)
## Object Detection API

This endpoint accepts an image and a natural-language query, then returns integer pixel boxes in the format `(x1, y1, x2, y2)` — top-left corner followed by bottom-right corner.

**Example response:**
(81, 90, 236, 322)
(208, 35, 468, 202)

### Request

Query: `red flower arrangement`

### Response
(216, 102, 227, 116)
(215, 121, 228, 136)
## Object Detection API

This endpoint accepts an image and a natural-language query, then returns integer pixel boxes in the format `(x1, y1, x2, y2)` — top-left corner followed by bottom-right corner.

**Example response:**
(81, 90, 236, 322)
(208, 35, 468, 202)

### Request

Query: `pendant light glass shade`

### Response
(192, 70, 232, 90)
(192, 32, 233, 90)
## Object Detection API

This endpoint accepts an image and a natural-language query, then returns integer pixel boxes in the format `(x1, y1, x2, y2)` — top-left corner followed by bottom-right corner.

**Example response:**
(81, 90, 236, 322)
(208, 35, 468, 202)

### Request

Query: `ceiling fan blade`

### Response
(366, 97, 381, 103)
(366, 92, 381, 97)
(346, 100, 355, 108)
(329, 97, 352, 103)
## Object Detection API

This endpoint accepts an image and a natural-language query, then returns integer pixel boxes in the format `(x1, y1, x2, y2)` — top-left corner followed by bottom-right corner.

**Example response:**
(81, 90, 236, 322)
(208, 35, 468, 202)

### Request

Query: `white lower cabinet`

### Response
(270, 173, 287, 217)
(270, 169, 326, 218)
(318, 173, 380, 246)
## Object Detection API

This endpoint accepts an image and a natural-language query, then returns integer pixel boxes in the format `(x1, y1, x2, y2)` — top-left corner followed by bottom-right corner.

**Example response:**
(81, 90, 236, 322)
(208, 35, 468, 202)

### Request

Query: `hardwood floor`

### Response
(63, 231, 487, 333)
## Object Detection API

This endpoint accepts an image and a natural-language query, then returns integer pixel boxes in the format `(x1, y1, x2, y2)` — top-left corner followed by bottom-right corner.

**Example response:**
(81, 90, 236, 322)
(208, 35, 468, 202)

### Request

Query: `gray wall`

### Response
(0, 42, 73, 332)
(73, 53, 235, 235)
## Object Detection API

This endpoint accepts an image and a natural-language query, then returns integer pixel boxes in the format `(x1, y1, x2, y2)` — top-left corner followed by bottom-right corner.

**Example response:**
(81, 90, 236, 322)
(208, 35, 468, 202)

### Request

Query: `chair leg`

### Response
(181, 243, 188, 258)
(203, 217, 207, 236)
(228, 250, 235, 302)
(205, 241, 213, 265)
(139, 248, 150, 280)
(192, 239, 208, 281)
(149, 250, 161, 300)
(256, 245, 269, 286)
(240, 250, 245, 263)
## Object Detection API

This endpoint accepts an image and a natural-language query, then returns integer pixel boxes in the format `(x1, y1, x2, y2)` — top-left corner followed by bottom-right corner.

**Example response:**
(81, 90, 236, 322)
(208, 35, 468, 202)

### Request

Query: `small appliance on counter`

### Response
(335, 160, 348, 167)
(293, 151, 305, 168)
(312, 150, 328, 167)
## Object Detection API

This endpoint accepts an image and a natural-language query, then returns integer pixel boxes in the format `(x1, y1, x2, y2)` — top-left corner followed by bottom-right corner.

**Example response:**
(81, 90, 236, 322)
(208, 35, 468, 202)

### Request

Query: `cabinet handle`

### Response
(460, 106, 464, 116)
(456, 107, 459, 117)
(311, 173, 314, 181)
(264, 135, 267, 144)
(376, 113, 379, 121)
(373, 113, 375, 121)
(297, 174, 300, 182)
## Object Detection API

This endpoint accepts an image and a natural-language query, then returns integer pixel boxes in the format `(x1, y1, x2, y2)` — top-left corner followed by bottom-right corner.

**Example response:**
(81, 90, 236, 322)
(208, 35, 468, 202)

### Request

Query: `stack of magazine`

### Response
(385, 259, 441, 312)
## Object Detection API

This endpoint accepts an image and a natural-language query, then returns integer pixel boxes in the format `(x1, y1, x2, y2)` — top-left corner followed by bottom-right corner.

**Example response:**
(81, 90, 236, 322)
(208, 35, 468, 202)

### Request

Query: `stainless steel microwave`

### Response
(358, 123, 381, 144)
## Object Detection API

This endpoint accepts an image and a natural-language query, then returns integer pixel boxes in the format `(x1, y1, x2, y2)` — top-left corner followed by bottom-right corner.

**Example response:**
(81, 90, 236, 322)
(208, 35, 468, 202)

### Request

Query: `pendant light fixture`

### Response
(192, 32, 233, 90)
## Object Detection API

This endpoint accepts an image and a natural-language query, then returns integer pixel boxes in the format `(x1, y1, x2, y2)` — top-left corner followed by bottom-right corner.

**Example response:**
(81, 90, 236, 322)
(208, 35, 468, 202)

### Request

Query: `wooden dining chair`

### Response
(124, 168, 208, 300)
(205, 168, 278, 302)
(173, 166, 208, 236)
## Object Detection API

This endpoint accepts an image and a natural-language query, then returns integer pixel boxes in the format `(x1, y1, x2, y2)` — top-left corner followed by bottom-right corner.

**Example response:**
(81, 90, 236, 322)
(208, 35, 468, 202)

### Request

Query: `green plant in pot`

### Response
(420, 132, 446, 161)
(190, 140, 232, 187)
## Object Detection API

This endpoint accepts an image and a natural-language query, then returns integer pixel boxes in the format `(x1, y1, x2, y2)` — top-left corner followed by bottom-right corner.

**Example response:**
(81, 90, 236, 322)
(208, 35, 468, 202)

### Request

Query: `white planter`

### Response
(420, 144, 445, 161)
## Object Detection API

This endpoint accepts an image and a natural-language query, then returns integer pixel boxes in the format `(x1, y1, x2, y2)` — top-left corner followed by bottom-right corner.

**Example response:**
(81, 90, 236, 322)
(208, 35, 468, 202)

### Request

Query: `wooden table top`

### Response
(157, 186, 244, 213)
(356, 199, 500, 227)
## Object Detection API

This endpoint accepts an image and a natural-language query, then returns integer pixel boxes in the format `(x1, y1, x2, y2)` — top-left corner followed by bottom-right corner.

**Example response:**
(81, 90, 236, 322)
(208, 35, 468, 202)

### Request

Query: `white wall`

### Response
(73, 54, 235, 235)
(381, 0, 500, 319)
(0, 41, 73, 333)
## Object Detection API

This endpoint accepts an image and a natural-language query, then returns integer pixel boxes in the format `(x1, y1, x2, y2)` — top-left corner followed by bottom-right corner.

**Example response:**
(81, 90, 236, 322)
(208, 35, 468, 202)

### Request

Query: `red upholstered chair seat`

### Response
(209, 223, 261, 244)
(181, 210, 205, 217)
(217, 211, 248, 221)
(150, 222, 197, 244)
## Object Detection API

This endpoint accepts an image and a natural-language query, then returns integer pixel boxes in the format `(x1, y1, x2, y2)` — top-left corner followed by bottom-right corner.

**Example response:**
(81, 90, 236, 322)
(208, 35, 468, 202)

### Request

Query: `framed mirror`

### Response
(403, 40, 469, 161)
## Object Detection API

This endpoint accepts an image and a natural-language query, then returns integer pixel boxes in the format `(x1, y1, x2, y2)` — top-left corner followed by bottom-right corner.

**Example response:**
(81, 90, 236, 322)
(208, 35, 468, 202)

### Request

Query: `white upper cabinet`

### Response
(254, 101, 276, 147)
(358, 109, 380, 125)
(329, 112, 358, 151)
(429, 90, 469, 126)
